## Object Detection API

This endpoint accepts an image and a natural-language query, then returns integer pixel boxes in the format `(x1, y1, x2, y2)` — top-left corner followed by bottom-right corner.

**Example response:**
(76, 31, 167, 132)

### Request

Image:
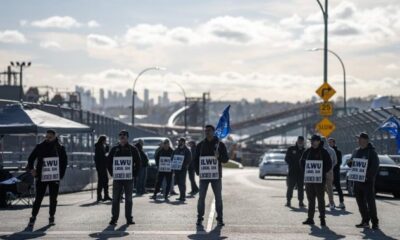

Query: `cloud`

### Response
(31, 16, 81, 29)
(87, 34, 118, 49)
(34, 32, 86, 51)
(39, 41, 61, 50)
(386, 63, 399, 70)
(0, 30, 27, 43)
(88, 20, 100, 28)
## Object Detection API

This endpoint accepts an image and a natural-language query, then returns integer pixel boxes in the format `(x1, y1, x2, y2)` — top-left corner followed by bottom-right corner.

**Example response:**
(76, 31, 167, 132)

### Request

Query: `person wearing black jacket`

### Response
(26, 129, 68, 227)
(107, 130, 141, 225)
(135, 139, 149, 196)
(195, 125, 229, 227)
(300, 135, 332, 227)
(172, 137, 192, 202)
(94, 135, 111, 202)
(348, 133, 380, 230)
(328, 138, 345, 209)
(285, 136, 305, 208)
(187, 140, 199, 195)
(152, 139, 174, 201)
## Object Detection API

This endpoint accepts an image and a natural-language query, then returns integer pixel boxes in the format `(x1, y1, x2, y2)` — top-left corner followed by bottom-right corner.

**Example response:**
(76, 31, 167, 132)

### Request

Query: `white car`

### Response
(259, 153, 288, 179)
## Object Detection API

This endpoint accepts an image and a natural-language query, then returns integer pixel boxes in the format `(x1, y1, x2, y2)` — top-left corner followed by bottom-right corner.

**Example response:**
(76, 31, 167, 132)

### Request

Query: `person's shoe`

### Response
(217, 220, 225, 227)
(329, 204, 335, 210)
(97, 197, 102, 202)
(372, 223, 379, 230)
(320, 219, 326, 227)
(338, 202, 346, 209)
(192, 189, 199, 195)
(170, 191, 178, 196)
(176, 198, 185, 202)
(28, 217, 36, 227)
(49, 216, 55, 226)
(150, 195, 157, 200)
(127, 219, 135, 225)
(196, 219, 203, 226)
(164, 195, 169, 201)
(302, 218, 315, 225)
(299, 201, 306, 208)
(103, 196, 112, 201)
(355, 222, 370, 228)
(109, 219, 117, 226)
(285, 201, 291, 207)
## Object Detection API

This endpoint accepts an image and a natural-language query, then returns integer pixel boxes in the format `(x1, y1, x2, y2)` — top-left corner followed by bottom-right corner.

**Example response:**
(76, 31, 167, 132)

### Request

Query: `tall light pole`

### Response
(315, 0, 329, 83)
(10, 61, 31, 101)
(171, 81, 188, 135)
(132, 66, 166, 126)
(308, 48, 347, 114)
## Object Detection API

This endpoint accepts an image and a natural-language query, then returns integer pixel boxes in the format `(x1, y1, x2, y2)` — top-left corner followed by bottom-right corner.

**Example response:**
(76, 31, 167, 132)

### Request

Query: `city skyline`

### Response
(0, 0, 399, 102)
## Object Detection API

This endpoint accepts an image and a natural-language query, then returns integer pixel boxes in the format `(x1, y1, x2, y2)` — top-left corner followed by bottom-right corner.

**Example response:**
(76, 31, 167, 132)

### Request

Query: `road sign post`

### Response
(315, 82, 336, 136)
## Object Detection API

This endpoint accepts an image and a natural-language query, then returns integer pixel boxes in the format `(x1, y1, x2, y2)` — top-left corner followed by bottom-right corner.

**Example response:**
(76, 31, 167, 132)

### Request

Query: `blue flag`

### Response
(214, 105, 231, 139)
(379, 116, 400, 154)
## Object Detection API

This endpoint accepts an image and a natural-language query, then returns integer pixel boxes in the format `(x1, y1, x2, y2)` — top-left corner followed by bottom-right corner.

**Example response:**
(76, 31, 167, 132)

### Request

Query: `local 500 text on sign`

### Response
(113, 156, 133, 180)
(159, 156, 172, 172)
(41, 157, 60, 182)
(304, 160, 323, 183)
(171, 155, 184, 171)
(199, 156, 219, 180)
(348, 158, 368, 182)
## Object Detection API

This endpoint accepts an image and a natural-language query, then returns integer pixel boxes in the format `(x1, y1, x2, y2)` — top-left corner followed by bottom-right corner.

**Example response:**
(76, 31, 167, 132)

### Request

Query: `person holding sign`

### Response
(285, 136, 305, 208)
(107, 130, 141, 226)
(26, 129, 68, 227)
(172, 137, 192, 202)
(348, 133, 380, 230)
(300, 135, 332, 227)
(195, 125, 229, 227)
(151, 139, 174, 201)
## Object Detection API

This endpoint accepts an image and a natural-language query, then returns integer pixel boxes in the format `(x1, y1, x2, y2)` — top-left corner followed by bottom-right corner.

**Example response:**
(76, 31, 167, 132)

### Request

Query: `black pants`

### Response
(97, 168, 109, 200)
(354, 182, 379, 225)
(333, 170, 344, 203)
(111, 180, 133, 221)
(175, 170, 187, 200)
(286, 174, 304, 202)
(188, 167, 199, 193)
(32, 180, 60, 218)
(305, 183, 325, 220)
(154, 172, 172, 197)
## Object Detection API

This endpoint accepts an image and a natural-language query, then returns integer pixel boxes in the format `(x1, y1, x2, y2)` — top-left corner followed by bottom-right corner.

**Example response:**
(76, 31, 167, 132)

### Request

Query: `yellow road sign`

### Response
(316, 82, 336, 102)
(316, 118, 336, 137)
(319, 102, 333, 116)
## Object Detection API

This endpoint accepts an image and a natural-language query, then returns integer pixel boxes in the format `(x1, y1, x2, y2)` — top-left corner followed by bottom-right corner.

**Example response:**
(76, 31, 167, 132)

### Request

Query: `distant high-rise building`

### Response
(144, 88, 150, 109)
(162, 91, 169, 106)
(99, 88, 105, 106)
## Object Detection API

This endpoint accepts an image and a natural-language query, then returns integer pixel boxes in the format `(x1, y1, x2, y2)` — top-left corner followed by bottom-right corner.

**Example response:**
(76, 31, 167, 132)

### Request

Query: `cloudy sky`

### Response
(1, 0, 400, 102)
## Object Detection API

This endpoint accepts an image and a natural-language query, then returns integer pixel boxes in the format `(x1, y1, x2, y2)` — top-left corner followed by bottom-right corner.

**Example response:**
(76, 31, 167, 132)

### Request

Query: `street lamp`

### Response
(171, 81, 188, 135)
(308, 48, 347, 114)
(10, 61, 31, 101)
(315, 0, 329, 83)
(132, 66, 166, 126)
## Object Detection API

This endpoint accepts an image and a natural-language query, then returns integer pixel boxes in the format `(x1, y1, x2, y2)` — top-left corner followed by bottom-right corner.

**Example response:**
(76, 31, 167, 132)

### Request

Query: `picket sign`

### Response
(159, 156, 172, 172)
(348, 158, 369, 182)
(304, 160, 323, 183)
(113, 156, 133, 180)
(199, 156, 219, 180)
(41, 157, 60, 182)
(171, 155, 185, 171)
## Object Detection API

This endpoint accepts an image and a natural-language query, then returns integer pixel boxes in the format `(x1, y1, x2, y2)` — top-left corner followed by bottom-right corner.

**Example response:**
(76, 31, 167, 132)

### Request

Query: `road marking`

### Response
(206, 198, 216, 231)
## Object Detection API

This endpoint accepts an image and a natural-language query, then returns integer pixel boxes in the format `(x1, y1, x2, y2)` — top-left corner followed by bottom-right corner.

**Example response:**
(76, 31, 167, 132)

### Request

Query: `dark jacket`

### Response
(26, 139, 68, 180)
(94, 143, 109, 171)
(332, 145, 342, 174)
(285, 144, 305, 177)
(348, 143, 379, 184)
(172, 146, 192, 172)
(135, 143, 149, 167)
(188, 144, 197, 170)
(107, 143, 141, 178)
(300, 145, 332, 184)
(194, 137, 229, 179)
(155, 147, 174, 168)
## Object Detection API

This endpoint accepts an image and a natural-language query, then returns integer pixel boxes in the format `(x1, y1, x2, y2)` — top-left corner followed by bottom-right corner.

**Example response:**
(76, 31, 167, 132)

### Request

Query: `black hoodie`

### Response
(349, 143, 379, 184)
(300, 144, 332, 184)
(194, 137, 229, 179)
(27, 139, 68, 181)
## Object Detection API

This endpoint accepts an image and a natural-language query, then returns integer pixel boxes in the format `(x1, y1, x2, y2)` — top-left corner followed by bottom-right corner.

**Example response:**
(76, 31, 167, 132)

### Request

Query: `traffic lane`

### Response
(221, 168, 400, 239)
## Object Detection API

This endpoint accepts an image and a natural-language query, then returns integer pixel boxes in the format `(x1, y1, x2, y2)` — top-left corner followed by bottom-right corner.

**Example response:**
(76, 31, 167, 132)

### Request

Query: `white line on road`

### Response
(206, 198, 216, 232)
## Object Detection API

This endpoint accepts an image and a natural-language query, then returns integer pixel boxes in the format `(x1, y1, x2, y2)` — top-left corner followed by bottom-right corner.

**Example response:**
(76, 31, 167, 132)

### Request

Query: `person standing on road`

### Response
(187, 140, 199, 195)
(328, 138, 345, 209)
(301, 135, 332, 227)
(152, 139, 174, 201)
(172, 137, 192, 202)
(195, 125, 229, 227)
(321, 137, 337, 210)
(285, 136, 306, 208)
(95, 135, 111, 202)
(26, 129, 68, 227)
(107, 130, 141, 225)
(348, 133, 380, 230)
(135, 139, 149, 196)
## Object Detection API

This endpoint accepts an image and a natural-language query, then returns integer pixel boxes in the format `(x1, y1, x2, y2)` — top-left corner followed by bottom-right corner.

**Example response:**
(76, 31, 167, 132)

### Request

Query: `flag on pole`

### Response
(378, 116, 400, 154)
(214, 105, 231, 139)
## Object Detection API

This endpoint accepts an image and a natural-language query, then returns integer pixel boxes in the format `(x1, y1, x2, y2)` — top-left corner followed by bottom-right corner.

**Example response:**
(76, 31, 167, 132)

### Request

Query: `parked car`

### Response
(340, 154, 400, 198)
(142, 145, 159, 188)
(133, 137, 172, 148)
(259, 153, 287, 179)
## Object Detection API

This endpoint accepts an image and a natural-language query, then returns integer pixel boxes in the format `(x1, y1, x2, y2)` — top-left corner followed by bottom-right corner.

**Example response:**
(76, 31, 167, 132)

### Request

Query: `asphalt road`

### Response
(0, 168, 399, 239)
